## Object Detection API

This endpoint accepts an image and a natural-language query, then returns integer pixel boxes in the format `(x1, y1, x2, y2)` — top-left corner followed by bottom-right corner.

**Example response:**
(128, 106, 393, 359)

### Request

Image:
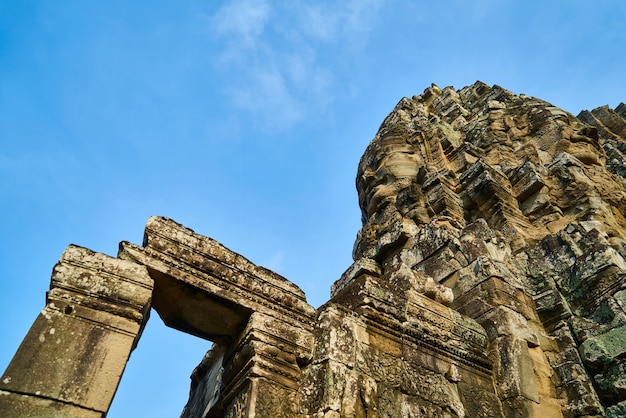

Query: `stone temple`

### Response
(2, 81, 626, 417)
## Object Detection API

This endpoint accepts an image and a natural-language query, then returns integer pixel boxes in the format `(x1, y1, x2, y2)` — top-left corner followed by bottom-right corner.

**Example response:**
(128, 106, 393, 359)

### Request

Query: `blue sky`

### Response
(1, 1, 624, 416)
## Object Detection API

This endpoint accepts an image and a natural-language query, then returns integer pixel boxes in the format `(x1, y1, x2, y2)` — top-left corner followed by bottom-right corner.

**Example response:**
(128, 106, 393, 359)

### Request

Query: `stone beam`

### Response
(119, 216, 315, 346)
(0, 245, 153, 418)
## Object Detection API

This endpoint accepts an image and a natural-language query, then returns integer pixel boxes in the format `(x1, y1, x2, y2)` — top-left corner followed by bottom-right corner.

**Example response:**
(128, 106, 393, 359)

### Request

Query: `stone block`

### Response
(594, 360, 626, 405)
(533, 287, 571, 327)
(501, 396, 564, 418)
(579, 326, 626, 372)
(552, 362, 586, 386)
(298, 360, 349, 414)
(354, 341, 402, 386)
(330, 258, 381, 298)
(339, 371, 377, 417)
(491, 336, 540, 403)
(453, 277, 537, 324)
(527, 345, 558, 398)
(399, 362, 464, 417)
(376, 383, 461, 418)
(450, 257, 522, 298)
(606, 400, 626, 418)
(556, 377, 604, 417)
(0, 392, 102, 418)
(479, 305, 540, 347)
(458, 382, 505, 418)
(248, 377, 299, 418)
(413, 245, 466, 284)
(312, 306, 359, 367)
(509, 161, 546, 202)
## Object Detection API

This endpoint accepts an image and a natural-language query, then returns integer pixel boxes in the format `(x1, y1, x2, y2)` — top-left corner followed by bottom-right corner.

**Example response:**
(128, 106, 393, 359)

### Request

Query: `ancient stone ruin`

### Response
(2, 81, 626, 417)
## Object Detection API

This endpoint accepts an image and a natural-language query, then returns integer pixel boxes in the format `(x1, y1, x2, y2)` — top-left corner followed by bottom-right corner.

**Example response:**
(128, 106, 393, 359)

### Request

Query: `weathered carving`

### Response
(0, 246, 153, 418)
(2, 82, 625, 417)
(119, 217, 316, 417)
(341, 82, 626, 417)
(119, 216, 316, 346)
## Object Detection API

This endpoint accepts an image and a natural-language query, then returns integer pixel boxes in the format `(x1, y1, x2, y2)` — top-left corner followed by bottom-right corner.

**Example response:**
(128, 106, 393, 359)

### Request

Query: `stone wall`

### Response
(344, 82, 626, 417)
(1, 82, 625, 417)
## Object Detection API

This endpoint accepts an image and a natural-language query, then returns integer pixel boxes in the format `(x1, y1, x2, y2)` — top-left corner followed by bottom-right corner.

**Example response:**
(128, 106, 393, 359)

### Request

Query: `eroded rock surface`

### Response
(337, 81, 626, 417)
(0, 246, 153, 417)
(1, 82, 625, 417)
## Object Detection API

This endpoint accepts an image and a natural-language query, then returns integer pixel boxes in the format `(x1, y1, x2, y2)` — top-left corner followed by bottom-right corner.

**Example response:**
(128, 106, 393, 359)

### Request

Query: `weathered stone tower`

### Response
(2, 82, 626, 417)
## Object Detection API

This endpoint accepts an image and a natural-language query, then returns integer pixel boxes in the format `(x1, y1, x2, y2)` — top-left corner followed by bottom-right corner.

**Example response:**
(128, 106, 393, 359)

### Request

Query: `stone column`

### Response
(0, 245, 153, 418)
(181, 312, 313, 418)
(220, 312, 313, 418)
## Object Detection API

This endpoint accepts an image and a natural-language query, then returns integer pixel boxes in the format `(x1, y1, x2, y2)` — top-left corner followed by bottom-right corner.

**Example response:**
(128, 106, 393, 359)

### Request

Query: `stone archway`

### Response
(5, 82, 625, 418)
(0, 216, 316, 418)
(120, 216, 316, 417)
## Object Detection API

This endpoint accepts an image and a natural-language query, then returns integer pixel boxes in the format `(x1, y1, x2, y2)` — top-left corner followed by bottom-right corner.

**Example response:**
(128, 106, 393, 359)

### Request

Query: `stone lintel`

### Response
(118, 216, 315, 345)
(117, 217, 316, 418)
(0, 245, 153, 417)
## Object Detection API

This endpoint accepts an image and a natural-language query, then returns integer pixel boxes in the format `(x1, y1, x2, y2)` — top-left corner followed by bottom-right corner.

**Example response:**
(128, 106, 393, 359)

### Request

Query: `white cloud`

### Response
(212, 0, 270, 47)
(228, 66, 304, 128)
(293, 0, 384, 43)
(295, 4, 341, 41)
(209, 0, 386, 131)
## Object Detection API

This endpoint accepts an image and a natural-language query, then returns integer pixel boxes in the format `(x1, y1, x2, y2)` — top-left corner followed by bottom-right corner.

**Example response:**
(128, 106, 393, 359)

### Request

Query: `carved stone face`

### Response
(358, 137, 423, 222)
(353, 82, 626, 263)
(365, 150, 420, 217)
(353, 129, 429, 262)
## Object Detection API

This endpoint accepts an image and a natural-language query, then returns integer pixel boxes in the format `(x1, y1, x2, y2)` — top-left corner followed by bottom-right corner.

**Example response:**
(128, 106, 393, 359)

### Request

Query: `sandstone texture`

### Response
(343, 81, 626, 417)
(0, 246, 153, 417)
(1, 82, 625, 417)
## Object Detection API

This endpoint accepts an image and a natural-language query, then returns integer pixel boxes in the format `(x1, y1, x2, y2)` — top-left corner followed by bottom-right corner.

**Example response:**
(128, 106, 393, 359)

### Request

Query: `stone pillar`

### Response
(181, 312, 314, 418)
(0, 245, 153, 418)
(220, 312, 313, 418)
